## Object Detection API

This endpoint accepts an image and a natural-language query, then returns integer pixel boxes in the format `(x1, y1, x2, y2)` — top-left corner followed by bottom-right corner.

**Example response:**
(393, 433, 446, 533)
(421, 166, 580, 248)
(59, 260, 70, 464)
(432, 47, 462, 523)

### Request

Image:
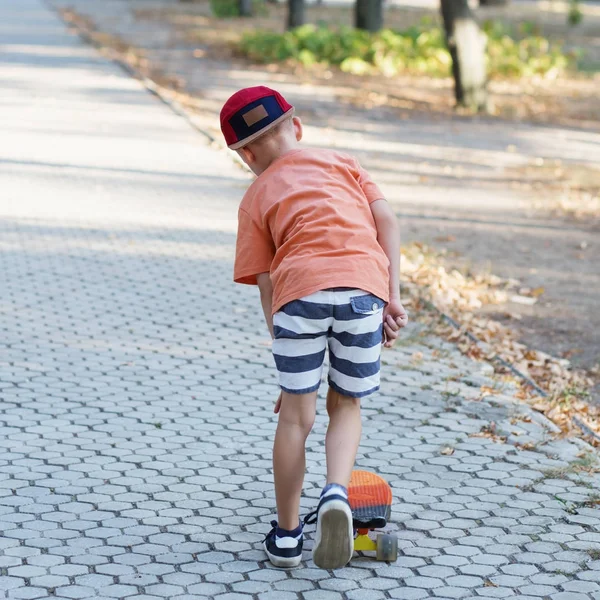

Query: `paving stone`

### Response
(543, 561, 582, 574)
(519, 584, 558, 596)
(8, 566, 47, 579)
(304, 591, 351, 600)
(388, 589, 430, 599)
(257, 593, 298, 600)
(446, 576, 484, 588)
(346, 590, 388, 600)
(186, 583, 227, 596)
(561, 581, 600, 594)
(432, 588, 471, 599)
(319, 578, 357, 592)
(275, 578, 315, 592)
(404, 576, 445, 589)
(247, 569, 287, 583)
(54, 586, 97, 599)
(29, 575, 70, 589)
(433, 556, 470, 568)
(500, 564, 538, 577)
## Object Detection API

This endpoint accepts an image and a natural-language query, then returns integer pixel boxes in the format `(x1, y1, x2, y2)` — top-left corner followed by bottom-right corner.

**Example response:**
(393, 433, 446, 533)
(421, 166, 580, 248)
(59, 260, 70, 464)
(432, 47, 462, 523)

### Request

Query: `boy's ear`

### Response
(238, 146, 255, 165)
(292, 116, 303, 142)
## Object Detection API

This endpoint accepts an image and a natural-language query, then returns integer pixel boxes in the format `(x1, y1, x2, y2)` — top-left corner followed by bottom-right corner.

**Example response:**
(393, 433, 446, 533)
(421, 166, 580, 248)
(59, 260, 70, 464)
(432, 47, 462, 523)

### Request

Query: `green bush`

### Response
(210, 0, 266, 18)
(482, 21, 571, 77)
(238, 20, 575, 79)
(210, 0, 239, 18)
(568, 0, 583, 26)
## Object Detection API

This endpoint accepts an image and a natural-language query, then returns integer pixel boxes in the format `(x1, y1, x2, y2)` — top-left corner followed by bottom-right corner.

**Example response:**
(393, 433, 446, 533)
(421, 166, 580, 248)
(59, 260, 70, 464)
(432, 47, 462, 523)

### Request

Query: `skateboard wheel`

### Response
(376, 534, 398, 562)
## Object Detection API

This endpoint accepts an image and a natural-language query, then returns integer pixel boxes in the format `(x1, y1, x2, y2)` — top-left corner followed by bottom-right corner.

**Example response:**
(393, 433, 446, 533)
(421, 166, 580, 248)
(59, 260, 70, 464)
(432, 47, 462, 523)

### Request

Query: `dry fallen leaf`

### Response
(515, 441, 537, 451)
(511, 415, 532, 424)
(480, 385, 499, 396)
(441, 446, 455, 456)
(410, 351, 424, 364)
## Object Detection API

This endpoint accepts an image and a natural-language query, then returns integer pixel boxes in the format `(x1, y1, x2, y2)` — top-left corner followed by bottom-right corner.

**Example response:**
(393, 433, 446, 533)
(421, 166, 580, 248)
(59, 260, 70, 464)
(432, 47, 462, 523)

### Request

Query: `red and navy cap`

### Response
(220, 86, 294, 150)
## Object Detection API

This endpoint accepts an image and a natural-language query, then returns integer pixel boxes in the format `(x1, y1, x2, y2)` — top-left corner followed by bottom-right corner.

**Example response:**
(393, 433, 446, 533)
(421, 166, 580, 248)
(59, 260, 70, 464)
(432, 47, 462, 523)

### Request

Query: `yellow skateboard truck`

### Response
(354, 530, 377, 552)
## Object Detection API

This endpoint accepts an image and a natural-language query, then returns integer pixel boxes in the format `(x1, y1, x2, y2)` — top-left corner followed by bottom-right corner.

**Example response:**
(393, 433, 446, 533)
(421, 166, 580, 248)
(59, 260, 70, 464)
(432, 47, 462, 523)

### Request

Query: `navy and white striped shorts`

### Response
(272, 288, 384, 398)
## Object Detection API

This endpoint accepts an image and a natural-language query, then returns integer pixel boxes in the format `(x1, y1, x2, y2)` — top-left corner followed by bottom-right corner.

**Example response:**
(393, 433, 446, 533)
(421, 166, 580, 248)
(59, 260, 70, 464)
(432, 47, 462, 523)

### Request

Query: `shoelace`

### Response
(263, 520, 278, 542)
(303, 510, 318, 526)
(264, 512, 318, 543)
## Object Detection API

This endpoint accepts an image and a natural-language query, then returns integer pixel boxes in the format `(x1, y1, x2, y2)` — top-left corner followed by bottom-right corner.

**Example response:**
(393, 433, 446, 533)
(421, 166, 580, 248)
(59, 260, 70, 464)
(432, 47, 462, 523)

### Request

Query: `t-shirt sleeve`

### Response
(233, 208, 275, 285)
(353, 158, 385, 204)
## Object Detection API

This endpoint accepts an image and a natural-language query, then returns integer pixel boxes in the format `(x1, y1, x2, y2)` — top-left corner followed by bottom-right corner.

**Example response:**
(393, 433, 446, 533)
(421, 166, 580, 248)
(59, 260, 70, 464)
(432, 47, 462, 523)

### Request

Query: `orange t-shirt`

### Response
(233, 148, 390, 314)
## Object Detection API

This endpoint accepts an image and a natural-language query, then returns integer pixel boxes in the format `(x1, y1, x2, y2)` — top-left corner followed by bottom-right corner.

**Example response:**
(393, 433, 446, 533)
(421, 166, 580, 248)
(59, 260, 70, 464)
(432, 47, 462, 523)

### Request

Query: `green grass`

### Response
(571, 451, 600, 473)
(583, 493, 600, 507)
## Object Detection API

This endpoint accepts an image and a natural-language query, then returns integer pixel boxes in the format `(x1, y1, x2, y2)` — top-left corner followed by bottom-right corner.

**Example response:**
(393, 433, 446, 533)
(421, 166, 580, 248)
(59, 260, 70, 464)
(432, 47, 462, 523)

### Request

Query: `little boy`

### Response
(221, 86, 408, 570)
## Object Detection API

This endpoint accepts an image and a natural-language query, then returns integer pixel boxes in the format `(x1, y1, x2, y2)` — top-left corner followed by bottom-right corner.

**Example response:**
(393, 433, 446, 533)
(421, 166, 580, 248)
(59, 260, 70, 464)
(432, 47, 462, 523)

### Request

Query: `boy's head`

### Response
(220, 86, 303, 175)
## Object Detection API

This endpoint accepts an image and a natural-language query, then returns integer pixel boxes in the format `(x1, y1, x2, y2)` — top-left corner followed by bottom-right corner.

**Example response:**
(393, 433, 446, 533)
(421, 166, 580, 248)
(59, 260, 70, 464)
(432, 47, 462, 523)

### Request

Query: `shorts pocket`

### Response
(350, 294, 385, 315)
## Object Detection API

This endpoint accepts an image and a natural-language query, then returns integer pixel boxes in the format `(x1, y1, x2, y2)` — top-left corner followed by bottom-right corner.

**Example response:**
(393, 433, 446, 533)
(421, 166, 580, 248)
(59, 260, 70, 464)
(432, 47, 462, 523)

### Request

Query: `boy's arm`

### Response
(370, 199, 409, 347)
(257, 272, 283, 414)
(371, 199, 401, 301)
(256, 272, 274, 339)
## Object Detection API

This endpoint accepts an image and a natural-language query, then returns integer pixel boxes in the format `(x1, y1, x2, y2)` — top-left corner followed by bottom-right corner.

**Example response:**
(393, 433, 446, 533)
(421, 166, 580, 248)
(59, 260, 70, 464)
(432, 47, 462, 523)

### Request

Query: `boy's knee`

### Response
(326, 389, 360, 417)
(279, 411, 314, 437)
(278, 392, 316, 436)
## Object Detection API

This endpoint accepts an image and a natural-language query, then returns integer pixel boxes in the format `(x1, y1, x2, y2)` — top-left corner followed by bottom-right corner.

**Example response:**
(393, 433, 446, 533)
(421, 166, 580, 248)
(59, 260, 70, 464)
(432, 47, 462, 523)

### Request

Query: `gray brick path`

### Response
(2, 1, 600, 599)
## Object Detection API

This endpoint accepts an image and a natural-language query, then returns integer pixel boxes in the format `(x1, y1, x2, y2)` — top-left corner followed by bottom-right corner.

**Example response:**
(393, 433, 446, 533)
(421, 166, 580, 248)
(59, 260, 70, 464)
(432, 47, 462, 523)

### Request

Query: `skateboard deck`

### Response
(348, 469, 392, 530)
(303, 470, 397, 562)
(348, 470, 397, 561)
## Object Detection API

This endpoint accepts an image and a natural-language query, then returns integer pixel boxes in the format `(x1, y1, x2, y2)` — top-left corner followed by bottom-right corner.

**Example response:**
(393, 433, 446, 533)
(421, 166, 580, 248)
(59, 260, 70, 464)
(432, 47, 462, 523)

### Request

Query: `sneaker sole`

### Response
(262, 541, 302, 569)
(312, 500, 354, 570)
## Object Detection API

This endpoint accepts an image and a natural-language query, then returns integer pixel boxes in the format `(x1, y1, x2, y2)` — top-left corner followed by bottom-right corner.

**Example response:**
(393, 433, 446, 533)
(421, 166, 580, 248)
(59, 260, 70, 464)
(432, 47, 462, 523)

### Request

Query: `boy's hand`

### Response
(383, 298, 408, 348)
(274, 392, 282, 414)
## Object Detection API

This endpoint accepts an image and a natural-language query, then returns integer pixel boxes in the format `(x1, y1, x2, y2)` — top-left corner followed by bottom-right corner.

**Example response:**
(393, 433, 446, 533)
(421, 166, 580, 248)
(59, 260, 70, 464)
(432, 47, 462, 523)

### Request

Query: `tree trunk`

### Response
(287, 0, 305, 29)
(355, 0, 384, 33)
(440, 0, 488, 111)
(239, 0, 253, 16)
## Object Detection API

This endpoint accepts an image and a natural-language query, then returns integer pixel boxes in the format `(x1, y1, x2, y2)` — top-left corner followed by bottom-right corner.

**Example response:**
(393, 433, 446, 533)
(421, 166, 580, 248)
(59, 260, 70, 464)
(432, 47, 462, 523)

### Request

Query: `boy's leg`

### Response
(311, 289, 383, 569)
(271, 290, 333, 535)
(273, 390, 318, 530)
(309, 388, 361, 570)
(325, 387, 361, 488)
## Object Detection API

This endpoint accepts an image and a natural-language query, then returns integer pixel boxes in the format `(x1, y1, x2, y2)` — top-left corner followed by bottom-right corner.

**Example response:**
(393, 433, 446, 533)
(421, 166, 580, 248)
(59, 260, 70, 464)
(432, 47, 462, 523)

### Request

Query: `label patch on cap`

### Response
(242, 104, 269, 127)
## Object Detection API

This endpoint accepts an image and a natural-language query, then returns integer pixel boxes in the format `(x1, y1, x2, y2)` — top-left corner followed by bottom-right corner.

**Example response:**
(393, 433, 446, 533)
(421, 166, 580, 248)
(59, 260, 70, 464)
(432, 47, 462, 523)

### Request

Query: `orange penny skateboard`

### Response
(348, 470, 398, 561)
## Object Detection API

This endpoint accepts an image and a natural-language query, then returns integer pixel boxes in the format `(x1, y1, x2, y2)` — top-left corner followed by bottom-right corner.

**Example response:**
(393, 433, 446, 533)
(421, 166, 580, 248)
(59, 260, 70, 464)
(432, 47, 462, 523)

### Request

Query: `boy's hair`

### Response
(245, 115, 293, 151)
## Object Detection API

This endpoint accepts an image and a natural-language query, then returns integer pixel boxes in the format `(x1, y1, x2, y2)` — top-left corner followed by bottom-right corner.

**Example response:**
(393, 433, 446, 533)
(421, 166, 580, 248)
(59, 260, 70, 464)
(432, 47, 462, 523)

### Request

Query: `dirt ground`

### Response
(51, 0, 600, 393)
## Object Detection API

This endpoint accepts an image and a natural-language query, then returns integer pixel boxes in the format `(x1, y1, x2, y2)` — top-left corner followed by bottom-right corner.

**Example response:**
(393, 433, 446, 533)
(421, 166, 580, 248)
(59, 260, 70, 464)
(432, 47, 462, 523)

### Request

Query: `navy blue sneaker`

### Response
(263, 520, 303, 568)
(312, 484, 354, 570)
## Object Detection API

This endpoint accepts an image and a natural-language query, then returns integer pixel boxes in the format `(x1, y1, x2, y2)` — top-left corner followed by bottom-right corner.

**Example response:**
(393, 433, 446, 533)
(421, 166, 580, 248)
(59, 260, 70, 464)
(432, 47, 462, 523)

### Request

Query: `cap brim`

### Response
(228, 108, 295, 150)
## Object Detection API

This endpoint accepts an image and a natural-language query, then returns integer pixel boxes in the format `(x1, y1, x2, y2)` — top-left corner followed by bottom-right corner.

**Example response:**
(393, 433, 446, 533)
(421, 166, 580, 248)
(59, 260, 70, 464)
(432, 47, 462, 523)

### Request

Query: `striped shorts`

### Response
(272, 288, 384, 398)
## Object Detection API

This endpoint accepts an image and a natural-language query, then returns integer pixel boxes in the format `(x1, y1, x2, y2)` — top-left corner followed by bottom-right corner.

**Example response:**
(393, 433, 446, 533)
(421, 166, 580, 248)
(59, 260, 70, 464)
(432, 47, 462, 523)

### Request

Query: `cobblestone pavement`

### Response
(2, 1, 600, 599)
